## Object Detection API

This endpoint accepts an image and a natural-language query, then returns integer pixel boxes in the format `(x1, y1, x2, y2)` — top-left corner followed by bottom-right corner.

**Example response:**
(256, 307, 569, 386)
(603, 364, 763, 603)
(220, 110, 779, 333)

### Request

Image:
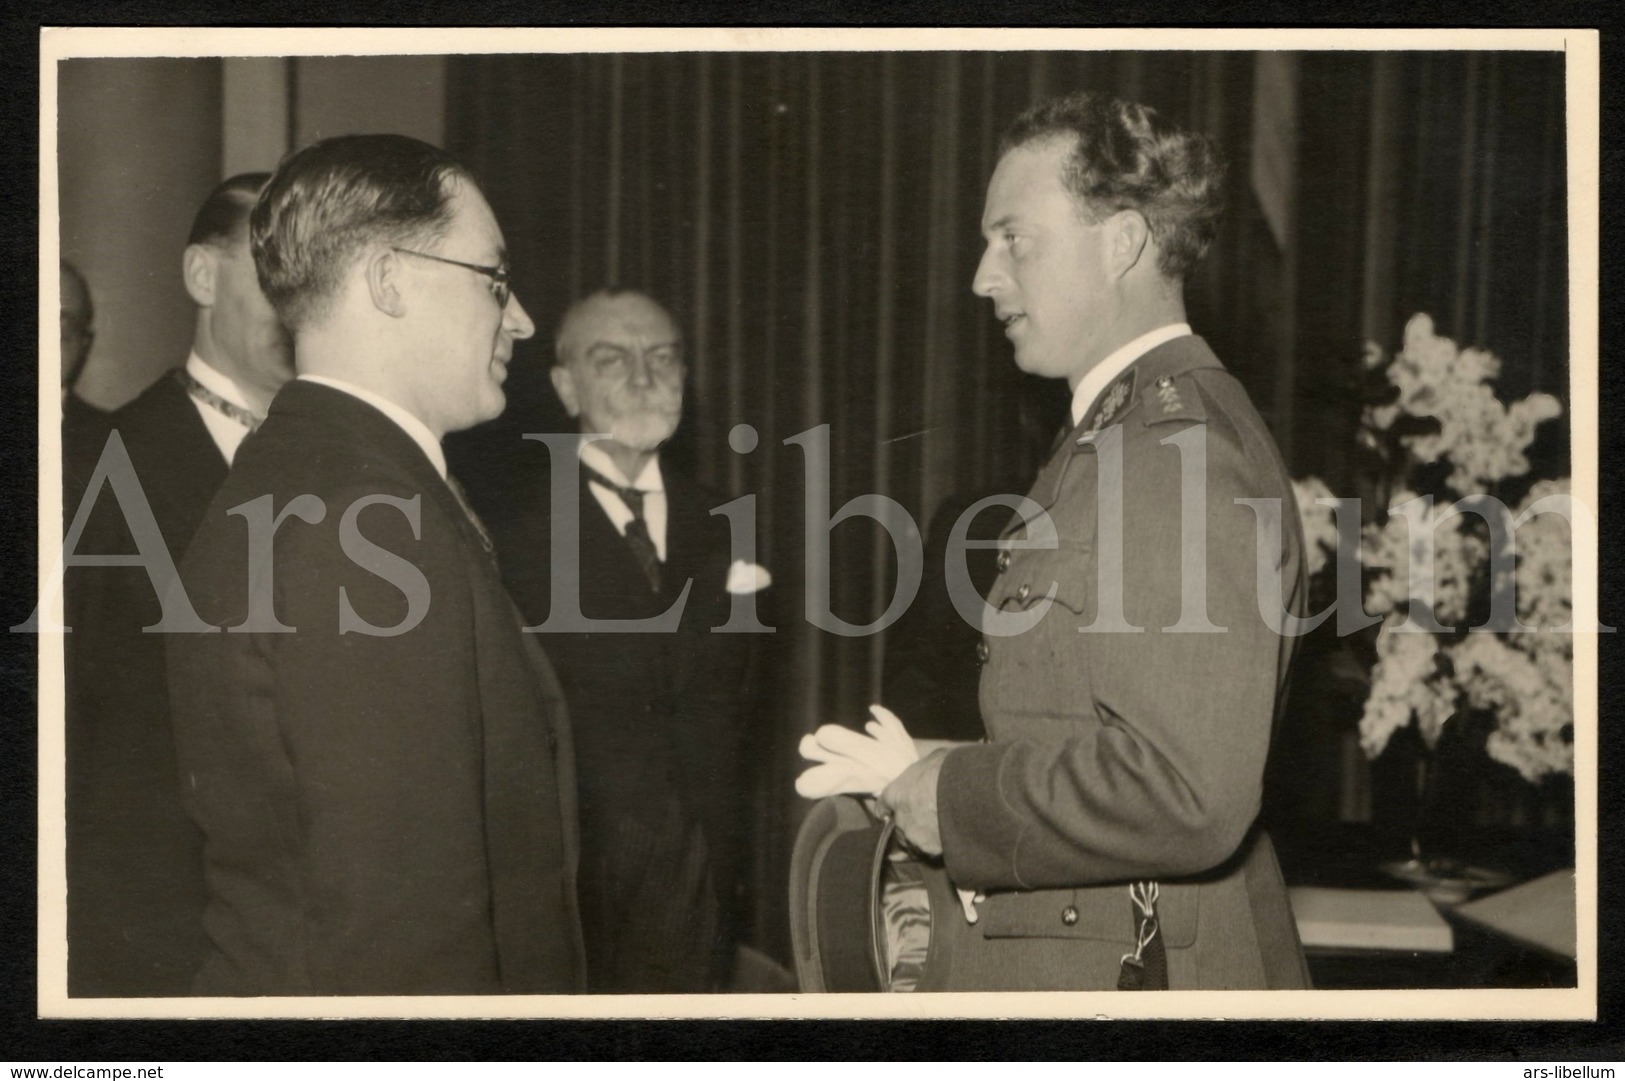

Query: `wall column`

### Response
(58, 58, 222, 408)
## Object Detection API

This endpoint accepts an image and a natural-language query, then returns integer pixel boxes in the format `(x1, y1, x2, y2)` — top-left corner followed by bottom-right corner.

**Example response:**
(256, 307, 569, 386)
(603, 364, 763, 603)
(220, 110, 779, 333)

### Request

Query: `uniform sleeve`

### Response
(937, 416, 1289, 892)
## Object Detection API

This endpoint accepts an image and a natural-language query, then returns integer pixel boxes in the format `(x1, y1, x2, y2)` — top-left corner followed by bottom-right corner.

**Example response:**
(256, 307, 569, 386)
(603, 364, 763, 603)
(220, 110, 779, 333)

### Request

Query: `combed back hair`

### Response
(1000, 91, 1227, 280)
(187, 172, 272, 248)
(250, 134, 468, 332)
(552, 286, 679, 366)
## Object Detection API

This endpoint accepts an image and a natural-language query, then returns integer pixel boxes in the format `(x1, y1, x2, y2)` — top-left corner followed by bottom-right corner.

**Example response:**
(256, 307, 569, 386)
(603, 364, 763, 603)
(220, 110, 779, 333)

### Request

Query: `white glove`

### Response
(794, 733, 894, 798)
(795, 704, 921, 799)
(862, 705, 919, 773)
(797, 708, 986, 925)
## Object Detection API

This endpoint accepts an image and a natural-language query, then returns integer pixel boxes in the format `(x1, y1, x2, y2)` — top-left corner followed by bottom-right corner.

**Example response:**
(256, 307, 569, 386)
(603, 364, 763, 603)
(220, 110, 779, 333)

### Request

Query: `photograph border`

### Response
(31, 23, 1603, 1027)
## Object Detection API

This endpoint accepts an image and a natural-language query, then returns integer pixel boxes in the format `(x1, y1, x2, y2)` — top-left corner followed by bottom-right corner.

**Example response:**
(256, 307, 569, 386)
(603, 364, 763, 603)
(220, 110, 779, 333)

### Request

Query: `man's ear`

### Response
(1107, 210, 1151, 279)
(550, 364, 581, 418)
(182, 244, 218, 307)
(364, 247, 407, 318)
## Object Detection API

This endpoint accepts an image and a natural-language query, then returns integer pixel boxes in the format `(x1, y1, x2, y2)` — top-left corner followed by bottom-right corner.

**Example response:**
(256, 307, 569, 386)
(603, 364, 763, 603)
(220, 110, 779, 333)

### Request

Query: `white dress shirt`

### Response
(1069, 322, 1193, 428)
(578, 439, 668, 562)
(185, 353, 260, 465)
(297, 374, 447, 479)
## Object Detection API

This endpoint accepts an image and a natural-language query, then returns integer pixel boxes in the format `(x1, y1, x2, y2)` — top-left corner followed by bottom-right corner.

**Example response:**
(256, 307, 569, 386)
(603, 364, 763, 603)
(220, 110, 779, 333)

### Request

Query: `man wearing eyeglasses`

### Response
(166, 134, 584, 995)
(486, 289, 769, 992)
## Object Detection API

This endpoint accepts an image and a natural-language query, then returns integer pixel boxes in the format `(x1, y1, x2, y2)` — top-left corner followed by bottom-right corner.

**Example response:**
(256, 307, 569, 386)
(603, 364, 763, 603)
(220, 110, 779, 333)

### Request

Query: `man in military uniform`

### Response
(877, 91, 1310, 989)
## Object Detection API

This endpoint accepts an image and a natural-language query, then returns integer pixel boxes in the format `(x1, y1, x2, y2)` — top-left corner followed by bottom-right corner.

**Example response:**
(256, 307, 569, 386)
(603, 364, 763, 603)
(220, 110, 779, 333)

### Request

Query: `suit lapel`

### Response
(156, 375, 232, 479)
(121, 375, 231, 557)
(576, 466, 652, 604)
(659, 470, 707, 607)
(277, 382, 585, 987)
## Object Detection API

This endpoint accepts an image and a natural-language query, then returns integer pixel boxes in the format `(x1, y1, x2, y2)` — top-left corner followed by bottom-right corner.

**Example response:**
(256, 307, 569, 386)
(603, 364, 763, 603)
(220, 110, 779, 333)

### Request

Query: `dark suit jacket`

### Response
(166, 380, 584, 995)
(62, 391, 110, 519)
(932, 336, 1310, 990)
(488, 451, 754, 993)
(65, 371, 224, 996)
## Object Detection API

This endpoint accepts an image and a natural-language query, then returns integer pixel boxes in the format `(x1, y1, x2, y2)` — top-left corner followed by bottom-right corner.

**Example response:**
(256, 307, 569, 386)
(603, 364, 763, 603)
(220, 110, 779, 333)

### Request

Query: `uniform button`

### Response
(1061, 905, 1079, 926)
(976, 641, 990, 664)
(996, 551, 1011, 572)
(1017, 582, 1031, 602)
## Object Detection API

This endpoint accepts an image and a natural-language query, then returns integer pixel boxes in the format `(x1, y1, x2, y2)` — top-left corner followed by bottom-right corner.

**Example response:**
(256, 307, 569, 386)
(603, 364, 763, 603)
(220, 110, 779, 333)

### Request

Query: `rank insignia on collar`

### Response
(1084, 369, 1136, 435)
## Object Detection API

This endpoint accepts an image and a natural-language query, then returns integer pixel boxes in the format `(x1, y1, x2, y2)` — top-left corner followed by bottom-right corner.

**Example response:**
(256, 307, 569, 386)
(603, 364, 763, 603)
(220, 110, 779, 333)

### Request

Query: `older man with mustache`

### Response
(491, 288, 764, 993)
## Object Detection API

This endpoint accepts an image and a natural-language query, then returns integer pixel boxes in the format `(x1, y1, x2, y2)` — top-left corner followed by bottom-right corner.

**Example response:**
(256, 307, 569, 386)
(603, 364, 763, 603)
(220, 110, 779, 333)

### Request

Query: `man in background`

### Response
(61, 258, 108, 524)
(65, 173, 293, 996)
(489, 289, 763, 993)
(876, 92, 1310, 989)
(168, 134, 582, 994)
(59, 259, 103, 432)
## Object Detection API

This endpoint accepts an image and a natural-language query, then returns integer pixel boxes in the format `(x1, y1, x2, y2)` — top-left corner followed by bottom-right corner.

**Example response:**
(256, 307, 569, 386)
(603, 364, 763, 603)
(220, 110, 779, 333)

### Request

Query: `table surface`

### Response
(1270, 820, 1578, 990)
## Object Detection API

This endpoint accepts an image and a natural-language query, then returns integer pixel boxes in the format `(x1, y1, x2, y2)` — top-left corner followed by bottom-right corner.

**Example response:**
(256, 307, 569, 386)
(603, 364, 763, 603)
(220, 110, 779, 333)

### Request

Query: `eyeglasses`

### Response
(391, 247, 511, 309)
(585, 345, 685, 381)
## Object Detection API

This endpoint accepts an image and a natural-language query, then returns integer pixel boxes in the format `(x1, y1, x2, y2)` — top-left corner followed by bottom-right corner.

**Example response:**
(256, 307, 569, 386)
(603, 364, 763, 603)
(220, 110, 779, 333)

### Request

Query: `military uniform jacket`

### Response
(934, 335, 1310, 990)
(167, 381, 585, 995)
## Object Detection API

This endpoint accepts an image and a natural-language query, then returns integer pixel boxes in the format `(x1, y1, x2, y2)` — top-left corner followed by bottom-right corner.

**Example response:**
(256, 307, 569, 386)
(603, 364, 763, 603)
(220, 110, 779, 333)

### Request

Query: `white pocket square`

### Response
(725, 560, 772, 594)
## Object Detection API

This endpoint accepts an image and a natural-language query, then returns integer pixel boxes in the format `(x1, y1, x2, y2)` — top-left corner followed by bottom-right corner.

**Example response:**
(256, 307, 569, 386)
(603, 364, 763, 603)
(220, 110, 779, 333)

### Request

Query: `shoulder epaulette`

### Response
(1141, 371, 1208, 426)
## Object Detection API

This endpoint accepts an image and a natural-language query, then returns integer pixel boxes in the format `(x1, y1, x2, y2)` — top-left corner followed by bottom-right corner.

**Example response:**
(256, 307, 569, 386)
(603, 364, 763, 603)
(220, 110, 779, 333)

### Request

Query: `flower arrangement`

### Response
(1295, 314, 1570, 784)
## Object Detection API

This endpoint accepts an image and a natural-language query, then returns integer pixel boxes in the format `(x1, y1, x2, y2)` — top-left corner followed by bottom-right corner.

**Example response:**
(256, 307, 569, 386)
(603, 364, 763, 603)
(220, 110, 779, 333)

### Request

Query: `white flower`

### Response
(1382, 315, 1563, 495)
(1359, 618, 1452, 757)
(1335, 316, 1571, 781)
(1448, 635, 1572, 782)
(1512, 477, 1573, 635)
(1292, 476, 1340, 578)
(1359, 491, 1482, 625)
(1364, 403, 1401, 438)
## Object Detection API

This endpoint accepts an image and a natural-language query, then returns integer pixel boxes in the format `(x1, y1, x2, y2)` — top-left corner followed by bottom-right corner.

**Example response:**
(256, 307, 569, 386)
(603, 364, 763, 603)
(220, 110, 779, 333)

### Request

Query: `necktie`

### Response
(584, 466, 662, 594)
(174, 367, 263, 432)
(444, 473, 494, 556)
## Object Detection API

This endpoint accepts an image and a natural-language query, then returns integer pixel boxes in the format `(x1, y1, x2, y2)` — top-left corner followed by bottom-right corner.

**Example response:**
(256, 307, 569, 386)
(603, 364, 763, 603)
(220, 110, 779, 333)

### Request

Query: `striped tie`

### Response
(584, 466, 662, 594)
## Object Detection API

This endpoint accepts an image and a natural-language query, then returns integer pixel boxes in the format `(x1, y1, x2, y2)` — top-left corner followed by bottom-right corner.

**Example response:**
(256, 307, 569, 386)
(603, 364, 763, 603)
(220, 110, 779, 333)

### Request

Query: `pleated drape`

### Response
(1294, 50, 1569, 491)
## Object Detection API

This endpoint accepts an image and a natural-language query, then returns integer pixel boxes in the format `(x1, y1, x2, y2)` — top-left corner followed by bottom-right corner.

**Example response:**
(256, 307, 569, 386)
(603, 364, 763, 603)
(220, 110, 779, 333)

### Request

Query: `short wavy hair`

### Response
(1001, 91, 1227, 280)
(187, 172, 271, 248)
(250, 133, 469, 331)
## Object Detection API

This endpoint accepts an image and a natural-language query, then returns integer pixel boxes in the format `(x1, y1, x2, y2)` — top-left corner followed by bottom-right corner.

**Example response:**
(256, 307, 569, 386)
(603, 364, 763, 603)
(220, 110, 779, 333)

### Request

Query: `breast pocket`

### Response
(979, 540, 1098, 726)
(992, 540, 1094, 623)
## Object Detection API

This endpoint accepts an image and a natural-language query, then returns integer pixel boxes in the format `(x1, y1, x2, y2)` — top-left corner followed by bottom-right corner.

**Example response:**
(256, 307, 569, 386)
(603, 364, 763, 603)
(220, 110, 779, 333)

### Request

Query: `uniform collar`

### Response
(1069, 323, 1192, 428)
(1072, 332, 1224, 442)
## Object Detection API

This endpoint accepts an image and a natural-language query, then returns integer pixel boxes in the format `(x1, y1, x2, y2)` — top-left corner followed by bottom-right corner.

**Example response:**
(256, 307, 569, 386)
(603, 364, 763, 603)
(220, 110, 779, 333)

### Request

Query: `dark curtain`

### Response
(1294, 51, 1569, 494)
(441, 50, 1569, 961)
